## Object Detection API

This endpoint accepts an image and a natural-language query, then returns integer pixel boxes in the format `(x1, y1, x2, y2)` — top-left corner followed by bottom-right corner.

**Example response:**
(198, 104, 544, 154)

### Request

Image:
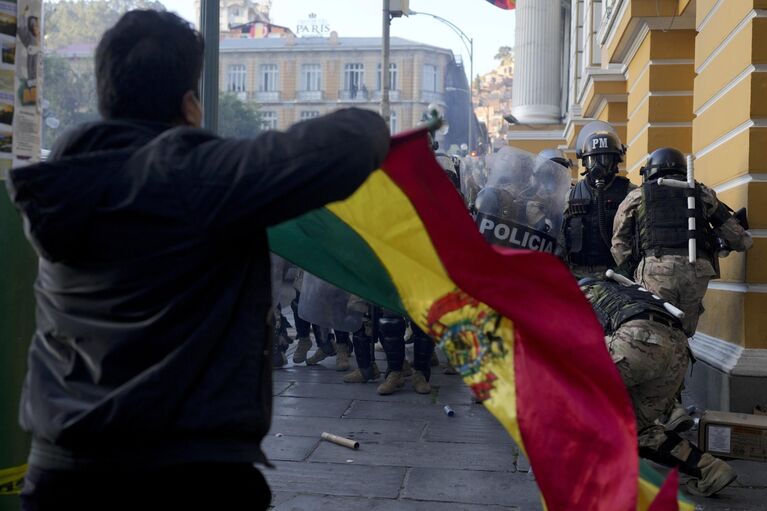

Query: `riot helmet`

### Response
(640, 147, 686, 182)
(576, 130, 626, 185)
(538, 148, 573, 170)
(436, 153, 461, 190)
(474, 186, 514, 217)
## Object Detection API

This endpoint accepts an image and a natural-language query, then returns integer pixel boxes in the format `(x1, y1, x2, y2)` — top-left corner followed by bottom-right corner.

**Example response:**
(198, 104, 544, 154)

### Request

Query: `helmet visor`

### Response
(585, 154, 615, 169)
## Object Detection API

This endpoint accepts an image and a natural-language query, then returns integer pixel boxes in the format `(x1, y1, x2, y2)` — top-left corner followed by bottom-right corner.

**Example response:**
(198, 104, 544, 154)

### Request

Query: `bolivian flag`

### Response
(268, 129, 693, 510)
(486, 0, 516, 9)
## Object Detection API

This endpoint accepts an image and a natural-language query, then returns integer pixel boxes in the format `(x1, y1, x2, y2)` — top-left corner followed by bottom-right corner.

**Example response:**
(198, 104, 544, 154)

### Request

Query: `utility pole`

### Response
(200, 0, 220, 133)
(381, 0, 391, 124)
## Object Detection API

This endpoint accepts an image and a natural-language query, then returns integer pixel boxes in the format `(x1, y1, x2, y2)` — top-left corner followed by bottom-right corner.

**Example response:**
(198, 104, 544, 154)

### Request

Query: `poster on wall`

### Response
(10, 0, 42, 173)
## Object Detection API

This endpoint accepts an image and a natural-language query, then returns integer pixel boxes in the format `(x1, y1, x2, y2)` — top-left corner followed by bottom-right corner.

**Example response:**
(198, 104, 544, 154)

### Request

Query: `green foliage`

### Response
(44, 0, 166, 50)
(494, 45, 513, 63)
(42, 55, 98, 149)
(218, 93, 263, 139)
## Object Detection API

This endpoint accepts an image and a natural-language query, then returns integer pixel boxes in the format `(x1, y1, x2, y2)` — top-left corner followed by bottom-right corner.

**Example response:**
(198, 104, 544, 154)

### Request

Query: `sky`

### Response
(159, 0, 516, 77)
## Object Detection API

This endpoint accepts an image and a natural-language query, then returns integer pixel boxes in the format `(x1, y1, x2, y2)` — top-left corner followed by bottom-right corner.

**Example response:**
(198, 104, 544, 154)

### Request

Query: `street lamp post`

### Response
(410, 11, 474, 152)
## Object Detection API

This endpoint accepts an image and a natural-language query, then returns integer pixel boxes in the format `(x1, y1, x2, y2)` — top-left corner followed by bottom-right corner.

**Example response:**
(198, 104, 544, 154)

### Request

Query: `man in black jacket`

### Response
(6, 10, 389, 511)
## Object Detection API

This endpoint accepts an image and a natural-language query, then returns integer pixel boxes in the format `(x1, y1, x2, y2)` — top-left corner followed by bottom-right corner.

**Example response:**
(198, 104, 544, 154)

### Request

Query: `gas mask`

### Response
(583, 154, 617, 187)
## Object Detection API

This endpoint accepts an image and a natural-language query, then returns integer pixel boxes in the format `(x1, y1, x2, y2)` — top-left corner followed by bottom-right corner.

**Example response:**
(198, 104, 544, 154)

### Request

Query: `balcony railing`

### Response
(254, 91, 280, 103)
(420, 90, 444, 103)
(338, 89, 370, 101)
(371, 89, 401, 101)
(296, 90, 324, 101)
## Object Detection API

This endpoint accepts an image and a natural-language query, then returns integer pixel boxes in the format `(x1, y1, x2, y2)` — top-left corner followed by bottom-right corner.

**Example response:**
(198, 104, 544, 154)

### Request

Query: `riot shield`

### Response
(298, 272, 364, 332)
(459, 156, 486, 209)
(474, 146, 570, 253)
(270, 253, 297, 307)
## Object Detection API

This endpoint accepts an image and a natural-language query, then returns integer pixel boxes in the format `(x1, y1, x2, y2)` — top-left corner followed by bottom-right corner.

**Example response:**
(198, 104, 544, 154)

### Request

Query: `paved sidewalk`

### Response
(263, 343, 766, 510)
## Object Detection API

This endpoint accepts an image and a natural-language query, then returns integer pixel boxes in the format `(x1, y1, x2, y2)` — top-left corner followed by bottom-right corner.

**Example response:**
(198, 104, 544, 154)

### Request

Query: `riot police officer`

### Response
(538, 148, 573, 171)
(562, 123, 635, 279)
(611, 147, 752, 336)
(580, 278, 737, 497)
(376, 310, 434, 395)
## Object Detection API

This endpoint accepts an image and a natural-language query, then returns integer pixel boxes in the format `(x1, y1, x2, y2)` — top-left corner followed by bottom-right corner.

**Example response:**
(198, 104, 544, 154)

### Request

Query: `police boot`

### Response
(684, 453, 737, 497)
(377, 371, 405, 395)
(640, 430, 737, 497)
(344, 330, 379, 383)
(659, 401, 695, 433)
(412, 327, 434, 381)
(401, 359, 414, 377)
(307, 332, 336, 366)
(293, 337, 312, 364)
(335, 341, 351, 372)
(379, 314, 406, 373)
(412, 371, 431, 394)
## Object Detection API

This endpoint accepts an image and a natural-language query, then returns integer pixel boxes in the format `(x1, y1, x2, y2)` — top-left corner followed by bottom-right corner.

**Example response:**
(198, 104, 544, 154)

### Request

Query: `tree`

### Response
(44, 0, 166, 50)
(42, 56, 99, 149)
(494, 45, 513, 65)
(218, 94, 263, 139)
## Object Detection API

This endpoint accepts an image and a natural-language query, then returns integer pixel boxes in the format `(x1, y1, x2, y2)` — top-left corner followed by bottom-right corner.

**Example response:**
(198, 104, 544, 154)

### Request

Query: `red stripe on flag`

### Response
(649, 469, 681, 511)
(382, 130, 637, 510)
(486, 0, 516, 9)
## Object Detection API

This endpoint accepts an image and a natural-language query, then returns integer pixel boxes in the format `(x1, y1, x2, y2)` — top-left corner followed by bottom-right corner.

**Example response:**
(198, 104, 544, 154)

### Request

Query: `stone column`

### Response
(511, 0, 563, 124)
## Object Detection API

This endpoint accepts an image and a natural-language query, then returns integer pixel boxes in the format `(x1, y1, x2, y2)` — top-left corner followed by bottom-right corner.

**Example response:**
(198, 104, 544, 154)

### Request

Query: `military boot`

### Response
(343, 363, 381, 383)
(292, 337, 312, 364)
(412, 370, 431, 394)
(377, 371, 405, 395)
(661, 401, 695, 433)
(401, 359, 414, 377)
(335, 342, 351, 372)
(685, 453, 737, 497)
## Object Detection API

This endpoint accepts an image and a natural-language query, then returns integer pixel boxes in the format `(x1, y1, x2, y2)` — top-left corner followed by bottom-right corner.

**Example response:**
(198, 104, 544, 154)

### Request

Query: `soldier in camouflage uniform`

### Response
(580, 278, 737, 497)
(612, 148, 753, 337)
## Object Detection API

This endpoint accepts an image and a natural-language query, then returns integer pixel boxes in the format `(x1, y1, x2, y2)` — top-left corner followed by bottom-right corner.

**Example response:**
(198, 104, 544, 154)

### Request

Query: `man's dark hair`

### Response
(95, 10, 204, 123)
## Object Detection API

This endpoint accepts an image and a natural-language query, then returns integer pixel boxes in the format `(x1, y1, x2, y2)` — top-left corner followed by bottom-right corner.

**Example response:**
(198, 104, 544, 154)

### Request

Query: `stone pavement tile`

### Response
(272, 494, 519, 510)
(686, 486, 767, 510)
(309, 440, 518, 472)
(269, 416, 426, 443)
(270, 491, 299, 508)
(282, 382, 435, 404)
(262, 435, 319, 462)
(273, 381, 294, 396)
(424, 412, 515, 445)
(344, 399, 474, 421)
(436, 384, 477, 406)
(403, 467, 542, 508)
(263, 461, 406, 499)
(273, 396, 353, 418)
(273, 366, 353, 384)
(429, 372, 466, 387)
(727, 460, 767, 487)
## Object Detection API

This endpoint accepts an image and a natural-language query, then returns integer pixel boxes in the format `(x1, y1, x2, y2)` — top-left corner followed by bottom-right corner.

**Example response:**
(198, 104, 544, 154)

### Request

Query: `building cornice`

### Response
(690, 332, 767, 377)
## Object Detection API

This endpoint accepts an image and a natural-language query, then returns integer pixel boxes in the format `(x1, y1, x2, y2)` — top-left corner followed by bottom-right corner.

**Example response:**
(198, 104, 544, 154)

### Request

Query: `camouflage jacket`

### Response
(611, 182, 753, 267)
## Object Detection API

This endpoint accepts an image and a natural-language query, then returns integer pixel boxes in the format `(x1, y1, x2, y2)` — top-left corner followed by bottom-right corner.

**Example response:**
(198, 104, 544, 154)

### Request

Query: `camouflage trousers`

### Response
(607, 318, 689, 433)
(635, 255, 716, 336)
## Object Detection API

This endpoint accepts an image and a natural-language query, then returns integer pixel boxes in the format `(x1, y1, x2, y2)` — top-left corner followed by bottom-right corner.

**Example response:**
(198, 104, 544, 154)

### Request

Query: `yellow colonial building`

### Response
(510, 0, 766, 412)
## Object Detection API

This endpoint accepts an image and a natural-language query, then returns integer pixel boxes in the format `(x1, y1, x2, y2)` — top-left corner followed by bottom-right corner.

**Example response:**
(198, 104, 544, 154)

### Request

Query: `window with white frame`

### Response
(343, 63, 364, 95)
(261, 111, 278, 130)
(227, 64, 247, 92)
(422, 64, 438, 92)
(300, 111, 320, 120)
(259, 64, 279, 92)
(591, 1, 602, 65)
(389, 110, 398, 134)
(301, 64, 322, 91)
(377, 63, 398, 91)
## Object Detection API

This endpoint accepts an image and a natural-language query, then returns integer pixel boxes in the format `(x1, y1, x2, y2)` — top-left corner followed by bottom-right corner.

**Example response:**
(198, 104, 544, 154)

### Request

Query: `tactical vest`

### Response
(638, 180, 715, 259)
(587, 280, 680, 335)
(563, 177, 631, 266)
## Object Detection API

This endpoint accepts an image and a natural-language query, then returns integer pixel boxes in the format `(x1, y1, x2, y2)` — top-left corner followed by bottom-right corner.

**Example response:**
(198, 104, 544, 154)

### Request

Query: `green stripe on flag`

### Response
(268, 207, 405, 314)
